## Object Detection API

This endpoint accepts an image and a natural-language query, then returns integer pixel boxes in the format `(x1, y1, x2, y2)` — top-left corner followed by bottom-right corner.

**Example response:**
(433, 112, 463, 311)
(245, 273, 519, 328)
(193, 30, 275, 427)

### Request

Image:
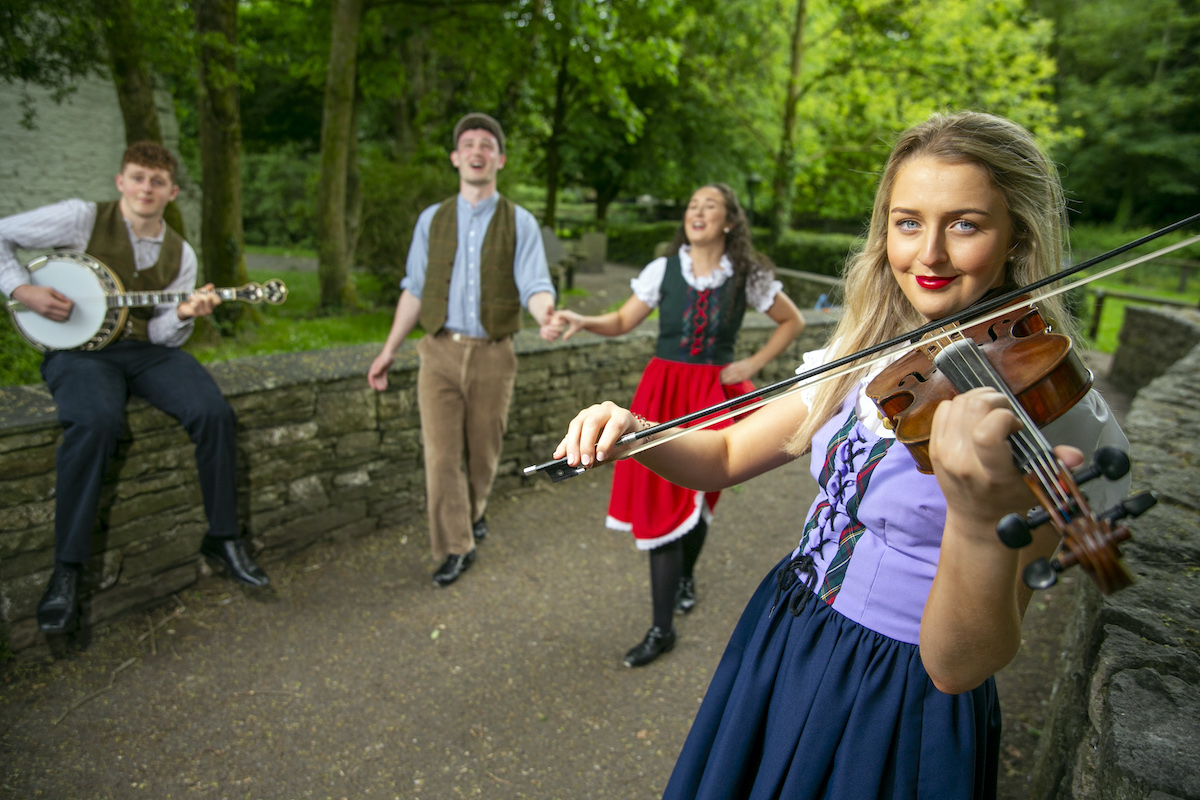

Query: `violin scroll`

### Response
(1021, 490, 1156, 593)
(995, 446, 1130, 549)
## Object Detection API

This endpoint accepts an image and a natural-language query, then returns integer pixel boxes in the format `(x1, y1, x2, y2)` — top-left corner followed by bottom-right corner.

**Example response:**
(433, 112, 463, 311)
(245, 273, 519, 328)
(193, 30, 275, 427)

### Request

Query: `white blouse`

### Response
(629, 245, 783, 314)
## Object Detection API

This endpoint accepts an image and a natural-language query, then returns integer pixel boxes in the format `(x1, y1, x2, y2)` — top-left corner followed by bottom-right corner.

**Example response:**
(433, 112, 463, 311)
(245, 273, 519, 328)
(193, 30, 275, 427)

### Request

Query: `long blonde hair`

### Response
(786, 111, 1070, 455)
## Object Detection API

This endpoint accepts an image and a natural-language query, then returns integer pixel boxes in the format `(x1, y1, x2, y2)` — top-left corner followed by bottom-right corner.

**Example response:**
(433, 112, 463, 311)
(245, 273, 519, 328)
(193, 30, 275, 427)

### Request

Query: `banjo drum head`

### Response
(17, 252, 114, 350)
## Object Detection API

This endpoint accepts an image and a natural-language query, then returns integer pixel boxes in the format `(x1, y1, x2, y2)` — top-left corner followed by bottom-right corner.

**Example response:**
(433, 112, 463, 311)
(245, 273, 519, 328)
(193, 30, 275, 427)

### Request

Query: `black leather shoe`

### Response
(37, 564, 81, 634)
(675, 577, 697, 615)
(472, 516, 488, 541)
(433, 550, 476, 586)
(200, 536, 270, 588)
(623, 625, 676, 668)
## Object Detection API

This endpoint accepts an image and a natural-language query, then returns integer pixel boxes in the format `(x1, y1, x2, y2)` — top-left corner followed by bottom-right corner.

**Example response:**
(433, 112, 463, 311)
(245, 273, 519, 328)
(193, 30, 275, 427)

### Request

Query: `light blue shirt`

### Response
(401, 193, 553, 338)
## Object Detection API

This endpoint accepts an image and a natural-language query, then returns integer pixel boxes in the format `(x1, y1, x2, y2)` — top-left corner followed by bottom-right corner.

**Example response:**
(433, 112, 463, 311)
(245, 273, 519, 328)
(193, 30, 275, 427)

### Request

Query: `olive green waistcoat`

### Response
(86, 200, 184, 341)
(419, 195, 520, 340)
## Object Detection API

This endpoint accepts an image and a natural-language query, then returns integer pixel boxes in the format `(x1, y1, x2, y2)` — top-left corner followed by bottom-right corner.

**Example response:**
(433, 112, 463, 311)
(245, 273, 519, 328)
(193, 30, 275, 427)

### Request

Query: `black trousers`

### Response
(41, 340, 238, 563)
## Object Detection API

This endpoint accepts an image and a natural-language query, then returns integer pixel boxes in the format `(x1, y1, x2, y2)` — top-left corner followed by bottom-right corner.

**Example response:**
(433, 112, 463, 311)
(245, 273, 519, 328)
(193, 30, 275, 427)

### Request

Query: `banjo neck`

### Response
(110, 286, 254, 308)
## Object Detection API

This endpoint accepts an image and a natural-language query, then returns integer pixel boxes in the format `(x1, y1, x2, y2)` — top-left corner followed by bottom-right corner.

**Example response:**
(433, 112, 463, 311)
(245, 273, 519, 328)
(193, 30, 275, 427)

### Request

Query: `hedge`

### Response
(605, 222, 861, 280)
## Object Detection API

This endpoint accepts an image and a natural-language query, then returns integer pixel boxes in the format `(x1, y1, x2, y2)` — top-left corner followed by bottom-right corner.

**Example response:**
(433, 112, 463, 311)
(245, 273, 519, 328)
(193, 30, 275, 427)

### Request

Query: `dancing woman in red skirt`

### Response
(551, 184, 804, 666)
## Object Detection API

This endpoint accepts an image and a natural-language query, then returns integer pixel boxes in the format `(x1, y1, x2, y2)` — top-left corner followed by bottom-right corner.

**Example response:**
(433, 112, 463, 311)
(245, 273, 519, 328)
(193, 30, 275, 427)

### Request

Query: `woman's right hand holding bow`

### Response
(553, 401, 640, 468)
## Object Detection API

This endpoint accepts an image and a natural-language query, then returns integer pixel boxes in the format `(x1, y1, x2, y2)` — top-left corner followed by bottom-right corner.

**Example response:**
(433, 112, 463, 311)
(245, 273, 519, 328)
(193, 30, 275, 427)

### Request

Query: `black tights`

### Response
(648, 518, 709, 630)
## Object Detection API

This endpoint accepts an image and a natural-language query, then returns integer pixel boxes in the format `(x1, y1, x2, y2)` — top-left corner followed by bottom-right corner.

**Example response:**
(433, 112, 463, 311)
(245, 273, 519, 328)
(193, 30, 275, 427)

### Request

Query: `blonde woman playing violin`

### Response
(554, 112, 1129, 799)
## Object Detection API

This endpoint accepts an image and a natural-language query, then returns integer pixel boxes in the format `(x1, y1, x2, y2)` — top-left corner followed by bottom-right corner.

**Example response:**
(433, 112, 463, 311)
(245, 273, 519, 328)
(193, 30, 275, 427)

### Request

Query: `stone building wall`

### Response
(0, 314, 835, 656)
(1029, 308, 1200, 800)
(0, 77, 201, 239)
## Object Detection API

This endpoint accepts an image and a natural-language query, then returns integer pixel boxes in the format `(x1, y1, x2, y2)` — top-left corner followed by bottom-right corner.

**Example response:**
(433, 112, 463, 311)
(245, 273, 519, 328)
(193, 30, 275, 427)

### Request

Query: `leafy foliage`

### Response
(0, 0, 105, 127)
(353, 149, 458, 305)
(242, 145, 320, 249)
(1042, 0, 1200, 226)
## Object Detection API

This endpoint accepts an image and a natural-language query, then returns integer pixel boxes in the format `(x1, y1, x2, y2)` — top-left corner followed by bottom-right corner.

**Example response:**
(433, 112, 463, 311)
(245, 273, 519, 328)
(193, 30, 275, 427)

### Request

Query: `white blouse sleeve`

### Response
(629, 256, 668, 309)
(746, 269, 784, 314)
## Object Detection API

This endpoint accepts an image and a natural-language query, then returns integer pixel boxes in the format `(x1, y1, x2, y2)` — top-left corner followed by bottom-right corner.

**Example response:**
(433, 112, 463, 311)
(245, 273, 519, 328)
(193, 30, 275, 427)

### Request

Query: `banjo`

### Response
(5, 250, 288, 351)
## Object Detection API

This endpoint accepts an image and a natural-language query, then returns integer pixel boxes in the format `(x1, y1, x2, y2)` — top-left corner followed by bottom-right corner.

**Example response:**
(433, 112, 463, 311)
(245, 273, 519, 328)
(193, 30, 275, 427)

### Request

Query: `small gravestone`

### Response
(577, 231, 607, 274)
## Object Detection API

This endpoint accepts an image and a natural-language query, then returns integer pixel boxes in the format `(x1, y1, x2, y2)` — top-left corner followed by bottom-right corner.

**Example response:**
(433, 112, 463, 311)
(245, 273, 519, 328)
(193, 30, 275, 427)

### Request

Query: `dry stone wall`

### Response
(1029, 306, 1200, 800)
(0, 313, 834, 656)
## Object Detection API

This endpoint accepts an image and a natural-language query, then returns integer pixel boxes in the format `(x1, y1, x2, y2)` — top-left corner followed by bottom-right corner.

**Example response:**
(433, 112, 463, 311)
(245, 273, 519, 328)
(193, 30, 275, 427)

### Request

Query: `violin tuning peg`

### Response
(1074, 446, 1131, 486)
(1103, 491, 1158, 523)
(996, 513, 1033, 549)
(1023, 557, 1060, 591)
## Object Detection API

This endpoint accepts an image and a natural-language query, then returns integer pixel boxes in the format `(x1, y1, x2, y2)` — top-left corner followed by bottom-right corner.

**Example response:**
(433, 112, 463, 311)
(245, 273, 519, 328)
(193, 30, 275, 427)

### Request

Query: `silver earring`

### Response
(724, 228, 730, 233)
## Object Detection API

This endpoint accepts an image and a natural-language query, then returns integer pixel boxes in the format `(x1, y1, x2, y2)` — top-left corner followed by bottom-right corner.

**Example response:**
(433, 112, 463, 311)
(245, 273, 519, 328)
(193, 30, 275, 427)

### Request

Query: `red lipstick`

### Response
(915, 275, 955, 290)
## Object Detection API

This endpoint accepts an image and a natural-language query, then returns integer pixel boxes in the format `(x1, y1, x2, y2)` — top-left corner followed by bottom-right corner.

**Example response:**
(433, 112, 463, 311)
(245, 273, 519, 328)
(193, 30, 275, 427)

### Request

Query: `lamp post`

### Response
(746, 173, 763, 228)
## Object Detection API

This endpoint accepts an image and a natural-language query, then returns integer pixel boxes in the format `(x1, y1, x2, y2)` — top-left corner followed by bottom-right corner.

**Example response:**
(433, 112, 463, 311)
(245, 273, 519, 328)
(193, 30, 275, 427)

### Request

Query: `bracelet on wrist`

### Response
(633, 413, 658, 440)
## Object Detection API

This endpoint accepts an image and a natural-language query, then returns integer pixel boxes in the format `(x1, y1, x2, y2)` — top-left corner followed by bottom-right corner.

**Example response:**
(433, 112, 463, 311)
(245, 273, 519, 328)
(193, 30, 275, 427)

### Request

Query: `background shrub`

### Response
(355, 150, 457, 306)
(242, 145, 319, 249)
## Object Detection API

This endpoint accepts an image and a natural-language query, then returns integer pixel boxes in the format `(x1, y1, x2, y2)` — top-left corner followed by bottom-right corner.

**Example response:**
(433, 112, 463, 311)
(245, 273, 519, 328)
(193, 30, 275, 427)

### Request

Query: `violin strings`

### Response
(939, 337, 1075, 521)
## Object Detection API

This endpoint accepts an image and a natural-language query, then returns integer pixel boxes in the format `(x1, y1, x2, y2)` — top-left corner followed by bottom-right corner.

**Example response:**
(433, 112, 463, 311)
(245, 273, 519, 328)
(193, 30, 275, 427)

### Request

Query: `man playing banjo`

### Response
(0, 141, 269, 639)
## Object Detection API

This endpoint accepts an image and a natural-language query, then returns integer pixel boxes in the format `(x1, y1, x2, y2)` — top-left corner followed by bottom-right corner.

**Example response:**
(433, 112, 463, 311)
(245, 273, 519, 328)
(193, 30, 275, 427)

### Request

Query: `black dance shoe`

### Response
(623, 625, 676, 668)
(472, 516, 489, 541)
(433, 550, 477, 587)
(37, 564, 81, 634)
(200, 536, 270, 588)
(675, 577, 697, 615)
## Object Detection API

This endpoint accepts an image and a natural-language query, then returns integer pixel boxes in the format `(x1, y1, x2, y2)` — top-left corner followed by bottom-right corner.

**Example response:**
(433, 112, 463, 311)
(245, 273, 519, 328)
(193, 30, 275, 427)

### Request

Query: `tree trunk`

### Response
(196, 0, 248, 327)
(770, 0, 809, 244)
(344, 90, 364, 271)
(543, 52, 570, 228)
(315, 0, 364, 311)
(92, 0, 187, 239)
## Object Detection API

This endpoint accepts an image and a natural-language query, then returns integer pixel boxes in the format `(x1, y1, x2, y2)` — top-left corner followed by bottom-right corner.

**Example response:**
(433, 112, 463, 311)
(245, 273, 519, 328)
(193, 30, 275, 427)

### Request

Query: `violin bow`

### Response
(526, 213, 1200, 481)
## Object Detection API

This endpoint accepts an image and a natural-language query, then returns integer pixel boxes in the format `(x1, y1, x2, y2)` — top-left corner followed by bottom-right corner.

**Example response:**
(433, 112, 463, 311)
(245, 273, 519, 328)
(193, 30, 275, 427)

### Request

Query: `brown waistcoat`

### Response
(85, 200, 184, 341)
(418, 195, 520, 340)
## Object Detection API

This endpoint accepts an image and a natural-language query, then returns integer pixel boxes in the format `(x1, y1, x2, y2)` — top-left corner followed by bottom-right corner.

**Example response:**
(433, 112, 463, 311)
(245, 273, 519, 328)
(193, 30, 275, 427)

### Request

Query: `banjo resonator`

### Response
(5, 251, 287, 351)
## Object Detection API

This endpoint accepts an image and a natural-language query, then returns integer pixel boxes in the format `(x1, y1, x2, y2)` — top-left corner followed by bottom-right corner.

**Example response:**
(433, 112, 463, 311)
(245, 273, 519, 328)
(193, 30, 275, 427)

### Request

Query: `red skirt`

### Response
(606, 357, 755, 550)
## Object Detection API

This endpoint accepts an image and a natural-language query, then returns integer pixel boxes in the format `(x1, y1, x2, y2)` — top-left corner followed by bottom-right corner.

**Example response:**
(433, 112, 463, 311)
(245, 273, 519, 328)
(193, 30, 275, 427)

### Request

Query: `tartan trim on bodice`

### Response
(796, 408, 895, 605)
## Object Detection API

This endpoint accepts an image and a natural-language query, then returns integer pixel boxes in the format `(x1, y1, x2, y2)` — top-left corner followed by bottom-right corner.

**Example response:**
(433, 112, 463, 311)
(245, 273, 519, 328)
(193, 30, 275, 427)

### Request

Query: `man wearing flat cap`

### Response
(368, 112, 558, 586)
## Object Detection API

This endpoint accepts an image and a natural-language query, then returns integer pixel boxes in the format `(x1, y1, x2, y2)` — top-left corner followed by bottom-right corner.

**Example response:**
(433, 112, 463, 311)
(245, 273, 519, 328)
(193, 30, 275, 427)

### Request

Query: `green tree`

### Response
(1043, 0, 1200, 226)
(92, 0, 190, 238)
(517, 0, 683, 227)
(196, 0, 250, 325)
(781, 0, 1059, 226)
(0, 0, 103, 127)
(315, 0, 365, 311)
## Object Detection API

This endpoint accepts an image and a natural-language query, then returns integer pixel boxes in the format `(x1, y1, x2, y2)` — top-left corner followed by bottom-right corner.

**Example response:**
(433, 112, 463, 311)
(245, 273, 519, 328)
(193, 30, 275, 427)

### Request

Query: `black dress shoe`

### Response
(472, 516, 488, 541)
(675, 577, 697, 615)
(433, 550, 476, 586)
(200, 536, 270, 588)
(37, 564, 81, 634)
(623, 625, 676, 668)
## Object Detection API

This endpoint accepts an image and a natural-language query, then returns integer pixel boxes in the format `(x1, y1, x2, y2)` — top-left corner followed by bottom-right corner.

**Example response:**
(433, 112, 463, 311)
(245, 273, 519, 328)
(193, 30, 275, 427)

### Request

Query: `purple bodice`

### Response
(790, 395, 947, 645)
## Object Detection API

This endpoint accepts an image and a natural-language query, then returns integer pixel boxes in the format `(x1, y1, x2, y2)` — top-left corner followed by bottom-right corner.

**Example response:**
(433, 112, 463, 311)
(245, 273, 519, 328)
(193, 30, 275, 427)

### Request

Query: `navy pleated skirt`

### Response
(662, 556, 1000, 800)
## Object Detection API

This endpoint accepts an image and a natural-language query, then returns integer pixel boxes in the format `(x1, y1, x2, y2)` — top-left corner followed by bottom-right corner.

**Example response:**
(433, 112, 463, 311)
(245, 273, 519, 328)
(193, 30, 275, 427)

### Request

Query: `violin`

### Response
(865, 297, 1155, 595)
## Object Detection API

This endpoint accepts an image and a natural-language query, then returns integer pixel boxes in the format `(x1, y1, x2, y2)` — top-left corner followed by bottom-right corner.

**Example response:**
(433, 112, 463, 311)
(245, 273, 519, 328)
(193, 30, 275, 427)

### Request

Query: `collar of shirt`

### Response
(123, 217, 166, 272)
(679, 244, 734, 291)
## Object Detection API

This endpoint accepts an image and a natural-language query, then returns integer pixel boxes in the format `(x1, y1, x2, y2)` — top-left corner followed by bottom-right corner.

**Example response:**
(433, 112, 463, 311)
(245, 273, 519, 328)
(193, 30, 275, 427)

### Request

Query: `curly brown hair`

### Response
(666, 183, 774, 289)
(120, 141, 179, 183)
